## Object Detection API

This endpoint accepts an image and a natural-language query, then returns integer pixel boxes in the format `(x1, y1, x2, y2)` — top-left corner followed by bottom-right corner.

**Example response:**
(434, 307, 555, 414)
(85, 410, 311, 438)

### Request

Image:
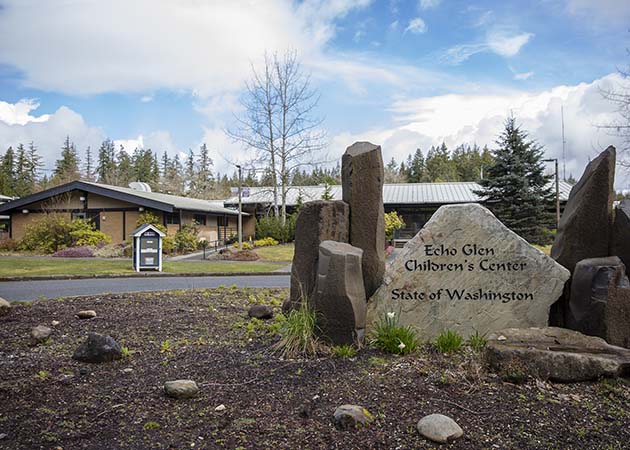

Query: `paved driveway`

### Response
(0, 275, 290, 301)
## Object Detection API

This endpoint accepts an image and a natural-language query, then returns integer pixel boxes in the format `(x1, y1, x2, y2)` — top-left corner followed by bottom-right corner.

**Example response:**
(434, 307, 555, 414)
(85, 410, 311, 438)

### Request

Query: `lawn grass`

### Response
(0, 257, 285, 277)
(254, 243, 294, 261)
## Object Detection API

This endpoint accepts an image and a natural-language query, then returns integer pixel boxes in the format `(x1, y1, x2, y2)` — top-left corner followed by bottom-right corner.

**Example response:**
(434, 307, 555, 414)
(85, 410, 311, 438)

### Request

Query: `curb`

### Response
(0, 271, 291, 282)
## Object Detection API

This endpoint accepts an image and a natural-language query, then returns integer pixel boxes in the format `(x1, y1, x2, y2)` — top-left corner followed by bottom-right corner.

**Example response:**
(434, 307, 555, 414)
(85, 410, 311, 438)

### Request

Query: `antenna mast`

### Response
(561, 105, 566, 181)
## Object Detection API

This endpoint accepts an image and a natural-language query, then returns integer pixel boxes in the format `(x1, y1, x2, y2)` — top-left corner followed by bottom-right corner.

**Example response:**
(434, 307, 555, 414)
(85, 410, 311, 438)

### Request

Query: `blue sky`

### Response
(0, 0, 628, 186)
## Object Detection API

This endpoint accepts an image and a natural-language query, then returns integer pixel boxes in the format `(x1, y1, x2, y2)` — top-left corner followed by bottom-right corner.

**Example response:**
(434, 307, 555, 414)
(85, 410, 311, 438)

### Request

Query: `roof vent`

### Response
(128, 182, 152, 192)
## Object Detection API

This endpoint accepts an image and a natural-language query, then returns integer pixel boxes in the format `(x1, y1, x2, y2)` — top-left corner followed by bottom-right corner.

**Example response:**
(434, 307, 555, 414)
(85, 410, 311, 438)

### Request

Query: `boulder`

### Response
(0, 297, 10, 317)
(289, 200, 349, 306)
(31, 325, 52, 342)
(417, 414, 463, 444)
(485, 327, 630, 382)
(606, 270, 630, 348)
(77, 310, 97, 320)
(333, 404, 373, 430)
(550, 146, 615, 325)
(72, 333, 123, 363)
(248, 304, 273, 320)
(551, 146, 615, 273)
(566, 256, 630, 346)
(611, 200, 630, 271)
(342, 141, 385, 298)
(164, 380, 199, 399)
(366, 203, 570, 341)
(311, 241, 367, 345)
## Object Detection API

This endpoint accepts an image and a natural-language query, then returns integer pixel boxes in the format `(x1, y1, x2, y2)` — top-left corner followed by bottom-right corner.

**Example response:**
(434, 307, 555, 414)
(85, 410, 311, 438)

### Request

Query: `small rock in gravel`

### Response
(164, 380, 199, 399)
(417, 414, 463, 443)
(333, 405, 373, 430)
(31, 325, 52, 342)
(248, 304, 273, 320)
(79, 368, 89, 376)
(0, 433, 6, 440)
(122, 368, 133, 373)
(0, 298, 10, 317)
(51, 320, 60, 327)
(72, 333, 123, 363)
(76, 310, 97, 320)
(214, 404, 226, 411)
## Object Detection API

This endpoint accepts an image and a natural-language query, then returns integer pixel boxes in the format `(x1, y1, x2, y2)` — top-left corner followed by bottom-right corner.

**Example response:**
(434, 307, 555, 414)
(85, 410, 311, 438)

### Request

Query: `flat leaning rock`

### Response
(366, 203, 570, 341)
(485, 327, 630, 382)
(0, 297, 10, 317)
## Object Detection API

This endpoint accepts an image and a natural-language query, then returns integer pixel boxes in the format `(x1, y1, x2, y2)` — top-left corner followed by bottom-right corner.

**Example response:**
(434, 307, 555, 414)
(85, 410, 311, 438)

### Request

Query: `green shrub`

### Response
(331, 344, 357, 358)
(135, 211, 167, 234)
(20, 214, 110, 254)
(174, 225, 199, 253)
(255, 214, 296, 243)
(273, 300, 320, 358)
(468, 331, 487, 352)
(68, 219, 111, 247)
(254, 237, 279, 247)
(435, 330, 464, 354)
(0, 238, 18, 251)
(384, 211, 405, 241)
(161, 236, 175, 254)
(370, 312, 418, 355)
(233, 241, 253, 250)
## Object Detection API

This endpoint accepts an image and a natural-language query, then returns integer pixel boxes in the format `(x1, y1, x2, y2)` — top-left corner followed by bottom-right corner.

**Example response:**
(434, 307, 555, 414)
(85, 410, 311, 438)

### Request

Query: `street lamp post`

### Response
(236, 164, 243, 251)
(543, 158, 560, 228)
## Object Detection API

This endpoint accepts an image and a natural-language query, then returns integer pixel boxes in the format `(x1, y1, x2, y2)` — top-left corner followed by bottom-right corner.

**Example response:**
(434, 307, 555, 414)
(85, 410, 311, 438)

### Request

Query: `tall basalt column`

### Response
(342, 141, 385, 298)
(550, 146, 616, 326)
(289, 200, 349, 306)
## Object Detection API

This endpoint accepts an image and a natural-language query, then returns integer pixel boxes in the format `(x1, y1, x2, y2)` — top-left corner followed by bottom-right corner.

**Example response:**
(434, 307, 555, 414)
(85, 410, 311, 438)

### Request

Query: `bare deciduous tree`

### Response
(599, 59, 630, 167)
(227, 49, 326, 223)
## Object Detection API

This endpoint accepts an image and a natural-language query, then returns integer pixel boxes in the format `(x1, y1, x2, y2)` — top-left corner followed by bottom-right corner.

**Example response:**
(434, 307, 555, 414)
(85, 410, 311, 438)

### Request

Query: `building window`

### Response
(72, 212, 87, 221)
(193, 214, 207, 226)
(164, 212, 180, 225)
(217, 216, 226, 227)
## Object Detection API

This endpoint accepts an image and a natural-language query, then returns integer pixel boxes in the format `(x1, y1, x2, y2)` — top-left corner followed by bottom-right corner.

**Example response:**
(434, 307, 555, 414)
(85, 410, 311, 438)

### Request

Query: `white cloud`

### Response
(0, 0, 374, 98)
(405, 17, 428, 34)
(0, 104, 105, 169)
(0, 99, 50, 126)
(114, 136, 144, 153)
(419, 0, 441, 10)
(140, 95, 153, 103)
(390, 20, 399, 31)
(487, 31, 534, 57)
(330, 74, 629, 189)
(443, 30, 533, 64)
(513, 71, 534, 81)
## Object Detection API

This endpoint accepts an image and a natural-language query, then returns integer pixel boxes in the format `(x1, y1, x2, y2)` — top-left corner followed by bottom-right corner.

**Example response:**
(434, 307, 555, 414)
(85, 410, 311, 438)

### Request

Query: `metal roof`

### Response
(0, 181, 243, 216)
(224, 181, 573, 207)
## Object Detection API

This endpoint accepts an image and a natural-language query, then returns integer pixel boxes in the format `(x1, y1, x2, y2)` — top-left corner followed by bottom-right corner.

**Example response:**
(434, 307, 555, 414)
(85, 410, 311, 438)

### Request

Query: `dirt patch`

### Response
(1, 289, 629, 449)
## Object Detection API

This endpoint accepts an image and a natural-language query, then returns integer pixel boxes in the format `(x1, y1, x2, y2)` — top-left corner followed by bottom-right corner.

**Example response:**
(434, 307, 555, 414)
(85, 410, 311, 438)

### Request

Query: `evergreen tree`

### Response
(117, 146, 134, 185)
(425, 143, 458, 181)
(53, 136, 80, 184)
(0, 146, 16, 196)
(475, 117, 554, 244)
(97, 139, 117, 184)
(84, 146, 95, 181)
(408, 148, 426, 182)
(189, 143, 214, 197)
(14, 144, 32, 196)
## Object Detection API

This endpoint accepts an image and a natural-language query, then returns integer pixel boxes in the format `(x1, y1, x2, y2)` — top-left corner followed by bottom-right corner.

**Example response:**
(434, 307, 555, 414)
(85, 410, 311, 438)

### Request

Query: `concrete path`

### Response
(0, 275, 290, 302)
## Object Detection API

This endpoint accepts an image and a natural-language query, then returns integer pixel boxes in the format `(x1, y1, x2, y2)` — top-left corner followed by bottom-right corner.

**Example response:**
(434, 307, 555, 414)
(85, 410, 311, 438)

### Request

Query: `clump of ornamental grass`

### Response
(468, 330, 487, 352)
(370, 312, 418, 355)
(273, 300, 321, 358)
(435, 329, 464, 354)
(330, 344, 357, 358)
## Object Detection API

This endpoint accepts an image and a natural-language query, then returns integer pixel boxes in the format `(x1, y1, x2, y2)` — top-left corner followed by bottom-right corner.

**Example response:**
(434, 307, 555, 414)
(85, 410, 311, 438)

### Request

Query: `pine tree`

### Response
(408, 148, 426, 182)
(97, 139, 117, 184)
(84, 146, 95, 181)
(117, 146, 134, 185)
(14, 144, 31, 196)
(53, 136, 80, 185)
(0, 146, 16, 196)
(475, 117, 554, 244)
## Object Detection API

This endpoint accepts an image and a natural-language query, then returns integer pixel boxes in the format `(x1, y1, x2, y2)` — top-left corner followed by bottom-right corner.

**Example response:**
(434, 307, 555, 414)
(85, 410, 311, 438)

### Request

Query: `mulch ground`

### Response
(1, 288, 629, 450)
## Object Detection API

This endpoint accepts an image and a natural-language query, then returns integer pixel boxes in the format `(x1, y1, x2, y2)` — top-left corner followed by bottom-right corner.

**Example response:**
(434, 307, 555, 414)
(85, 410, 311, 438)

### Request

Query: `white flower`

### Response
(398, 341, 406, 350)
(387, 312, 395, 320)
